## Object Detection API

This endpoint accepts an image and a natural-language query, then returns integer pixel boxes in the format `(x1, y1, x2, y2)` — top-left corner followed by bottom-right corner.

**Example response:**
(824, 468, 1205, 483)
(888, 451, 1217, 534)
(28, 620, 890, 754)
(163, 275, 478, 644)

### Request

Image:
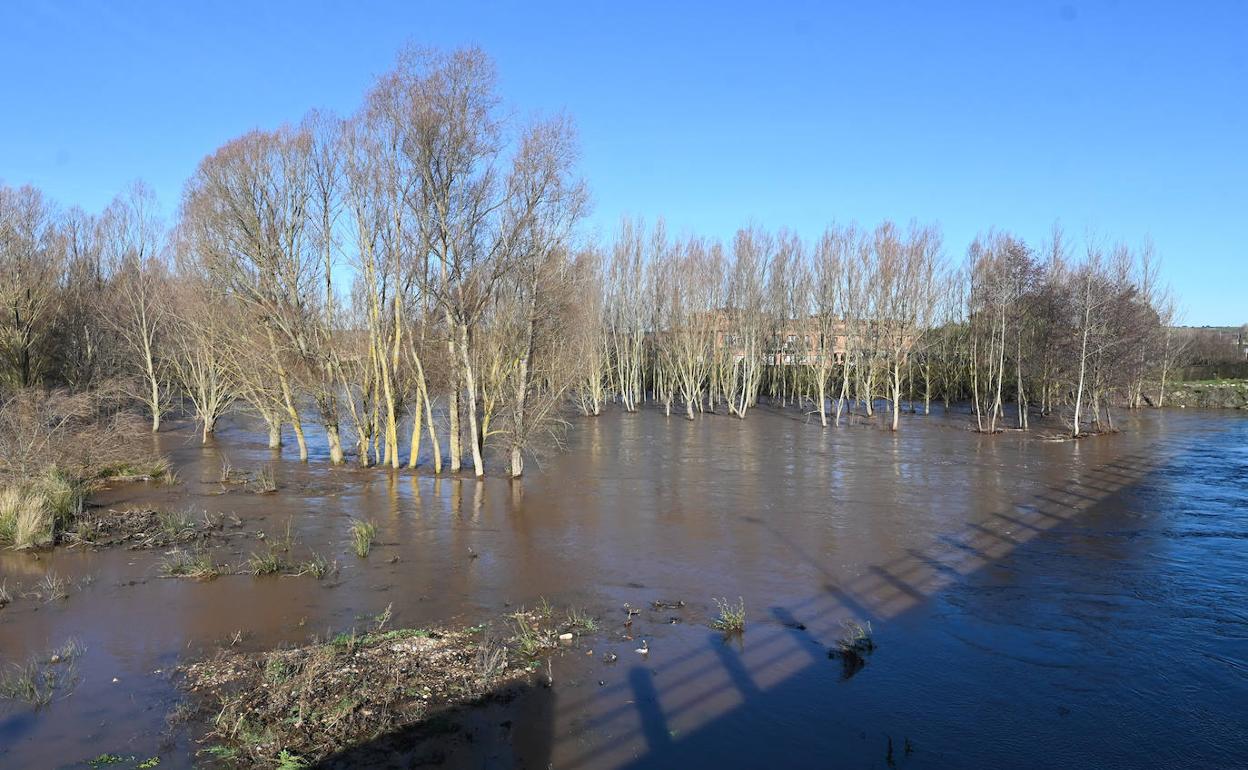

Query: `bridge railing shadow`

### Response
(551, 447, 1166, 768)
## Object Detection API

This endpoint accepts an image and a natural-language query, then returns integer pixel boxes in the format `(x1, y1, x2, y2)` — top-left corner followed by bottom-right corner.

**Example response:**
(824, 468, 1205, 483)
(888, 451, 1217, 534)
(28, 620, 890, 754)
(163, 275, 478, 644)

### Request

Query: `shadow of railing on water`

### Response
(289, 446, 1165, 768)
(550, 447, 1167, 769)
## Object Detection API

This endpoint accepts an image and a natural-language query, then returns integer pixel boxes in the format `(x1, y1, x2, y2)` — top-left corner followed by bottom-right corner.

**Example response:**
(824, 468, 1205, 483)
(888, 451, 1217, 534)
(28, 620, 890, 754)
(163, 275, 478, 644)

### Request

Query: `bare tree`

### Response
(494, 115, 588, 476)
(100, 181, 170, 432)
(571, 248, 609, 416)
(0, 184, 60, 388)
(181, 126, 320, 461)
(606, 217, 651, 413)
(401, 47, 516, 478)
(724, 226, 771, 418)
(167, 280, 237, 442)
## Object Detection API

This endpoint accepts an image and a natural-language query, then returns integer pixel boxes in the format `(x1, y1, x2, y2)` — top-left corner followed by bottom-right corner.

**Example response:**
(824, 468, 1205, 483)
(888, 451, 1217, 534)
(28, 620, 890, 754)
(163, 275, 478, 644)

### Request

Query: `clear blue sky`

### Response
(1, 1, 1244, 324)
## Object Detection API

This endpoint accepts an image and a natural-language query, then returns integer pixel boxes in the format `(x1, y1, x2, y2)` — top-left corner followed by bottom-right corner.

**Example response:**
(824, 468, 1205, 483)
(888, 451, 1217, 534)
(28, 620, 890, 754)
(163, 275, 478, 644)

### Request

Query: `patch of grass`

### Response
(511, 611, 555, 657)
(475, 635, 509, 684)
(53, 638, 85, 661)
(537, 596, 554, 619)
(161, 548, 221, 580)
(366, 628, 431, 643)
(348, 520, 376, 558)
(0, 485, 22, 543)
(157, 508, 195, 538)
(82, 750, 157, 768)
(38, 571, 69, 602)
(202, 745, 238, 761)
(710, 596, 746, 633)
(291, 551, 332, 579)
(331, 623, 428, 648)
(0, 638, 83, 707)
(275, 750, 309, 769)
(14, 496, 54, 548)
(0, 457, 166, 550)
(248, 546, 286, 576)
(0, 660, 53, 705)
(829, 620, 876, 679)
(330, 629, 361, 652)
(0, 470, 91, 549)
(0, 479, 56, 549)
(99, 456, 173, 482)
(264, 656, 298, 684)
(274, 517, 295, 553)
(40, 469, 87, 525)
(567, 606, 598, 633)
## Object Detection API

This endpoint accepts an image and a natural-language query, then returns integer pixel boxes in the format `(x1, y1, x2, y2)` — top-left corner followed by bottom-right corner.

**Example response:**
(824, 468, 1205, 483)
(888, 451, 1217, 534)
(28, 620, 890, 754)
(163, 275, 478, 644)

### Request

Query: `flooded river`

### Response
(1, 407, 1245, 768)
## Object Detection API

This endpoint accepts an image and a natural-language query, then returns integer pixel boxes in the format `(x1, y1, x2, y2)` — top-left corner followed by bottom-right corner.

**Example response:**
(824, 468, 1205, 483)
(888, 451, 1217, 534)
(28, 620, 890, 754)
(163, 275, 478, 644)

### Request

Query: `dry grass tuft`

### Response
(0, 388, 171, 549)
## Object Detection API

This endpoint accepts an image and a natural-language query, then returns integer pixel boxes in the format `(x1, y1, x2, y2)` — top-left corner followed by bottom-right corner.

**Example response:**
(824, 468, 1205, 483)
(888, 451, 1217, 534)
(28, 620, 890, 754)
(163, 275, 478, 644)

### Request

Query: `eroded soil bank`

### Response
(1, 407, 1246, 768)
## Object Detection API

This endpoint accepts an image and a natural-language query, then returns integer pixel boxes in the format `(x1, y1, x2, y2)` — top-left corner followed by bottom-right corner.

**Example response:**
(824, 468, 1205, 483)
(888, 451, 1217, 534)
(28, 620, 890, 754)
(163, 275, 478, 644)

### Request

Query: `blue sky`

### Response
(1, 1, 1244, 324)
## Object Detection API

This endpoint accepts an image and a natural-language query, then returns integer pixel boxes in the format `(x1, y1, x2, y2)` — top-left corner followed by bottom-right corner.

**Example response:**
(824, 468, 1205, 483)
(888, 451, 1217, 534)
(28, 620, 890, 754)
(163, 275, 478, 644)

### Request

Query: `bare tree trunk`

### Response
(1073, 302, 1091, 438)
(407, 390, 424, 469)
(890, 359, 901, 431)
(147, 359, 161, 432)
(817, 374, 827, 427)
(459, 323, 485, 477)
(1016, 331, 1028, 430)
(268, 329, 308, 461)
(448, 383, 461, 472)
(266, 418, 282, 449)
(510, 351, 528, 478)
(326, 424, 345, 464)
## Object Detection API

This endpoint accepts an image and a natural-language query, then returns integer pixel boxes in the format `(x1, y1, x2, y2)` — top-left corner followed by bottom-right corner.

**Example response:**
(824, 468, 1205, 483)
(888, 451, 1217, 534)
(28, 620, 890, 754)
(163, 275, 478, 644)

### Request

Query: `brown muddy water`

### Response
(1, 407, 1246, 768)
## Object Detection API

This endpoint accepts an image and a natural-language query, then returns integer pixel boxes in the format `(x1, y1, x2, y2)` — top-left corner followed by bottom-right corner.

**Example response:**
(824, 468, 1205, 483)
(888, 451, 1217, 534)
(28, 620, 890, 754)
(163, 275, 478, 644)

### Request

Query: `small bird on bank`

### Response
(635, 640, 649, 656)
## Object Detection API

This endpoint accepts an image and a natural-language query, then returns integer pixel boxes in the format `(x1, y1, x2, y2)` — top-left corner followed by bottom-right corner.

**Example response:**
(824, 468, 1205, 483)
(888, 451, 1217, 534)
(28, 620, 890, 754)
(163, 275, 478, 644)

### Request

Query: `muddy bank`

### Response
(180, 605, 595, 767)
(1161, 381, 1248, 409)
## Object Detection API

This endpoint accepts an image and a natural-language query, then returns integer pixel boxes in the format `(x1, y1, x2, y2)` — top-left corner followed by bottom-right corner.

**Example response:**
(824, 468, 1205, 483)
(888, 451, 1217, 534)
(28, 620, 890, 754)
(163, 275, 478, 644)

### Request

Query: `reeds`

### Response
(349, 520, 376, 558)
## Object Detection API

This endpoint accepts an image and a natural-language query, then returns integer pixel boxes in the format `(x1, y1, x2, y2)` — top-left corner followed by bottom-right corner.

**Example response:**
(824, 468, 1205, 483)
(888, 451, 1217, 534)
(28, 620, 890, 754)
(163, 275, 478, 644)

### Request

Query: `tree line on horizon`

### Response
(0, 47, 1217, 478)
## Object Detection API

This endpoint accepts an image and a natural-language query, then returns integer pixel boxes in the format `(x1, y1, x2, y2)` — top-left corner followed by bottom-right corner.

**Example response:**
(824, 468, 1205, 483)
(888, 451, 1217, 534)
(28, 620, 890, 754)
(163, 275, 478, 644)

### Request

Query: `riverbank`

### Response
(1160, 380, 1248, 409)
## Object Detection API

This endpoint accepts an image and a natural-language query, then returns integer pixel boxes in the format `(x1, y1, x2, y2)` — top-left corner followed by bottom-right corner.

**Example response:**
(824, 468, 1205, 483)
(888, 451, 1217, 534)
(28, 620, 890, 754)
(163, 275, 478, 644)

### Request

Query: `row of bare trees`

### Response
(578, 219, 1185, 438)
(0, 47, 1212, 476)
(1, 48, 592, 476)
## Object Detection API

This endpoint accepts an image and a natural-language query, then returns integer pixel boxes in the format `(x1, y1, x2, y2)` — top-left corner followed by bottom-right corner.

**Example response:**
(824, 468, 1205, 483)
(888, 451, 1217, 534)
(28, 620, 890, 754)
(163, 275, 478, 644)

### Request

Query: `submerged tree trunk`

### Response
(890, 360, 902, 431)
(326, 423, 345, 465)
(1073, 303, 1091, 438)
(145, 345, 162, 433)
(459, 323, 485, 478)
